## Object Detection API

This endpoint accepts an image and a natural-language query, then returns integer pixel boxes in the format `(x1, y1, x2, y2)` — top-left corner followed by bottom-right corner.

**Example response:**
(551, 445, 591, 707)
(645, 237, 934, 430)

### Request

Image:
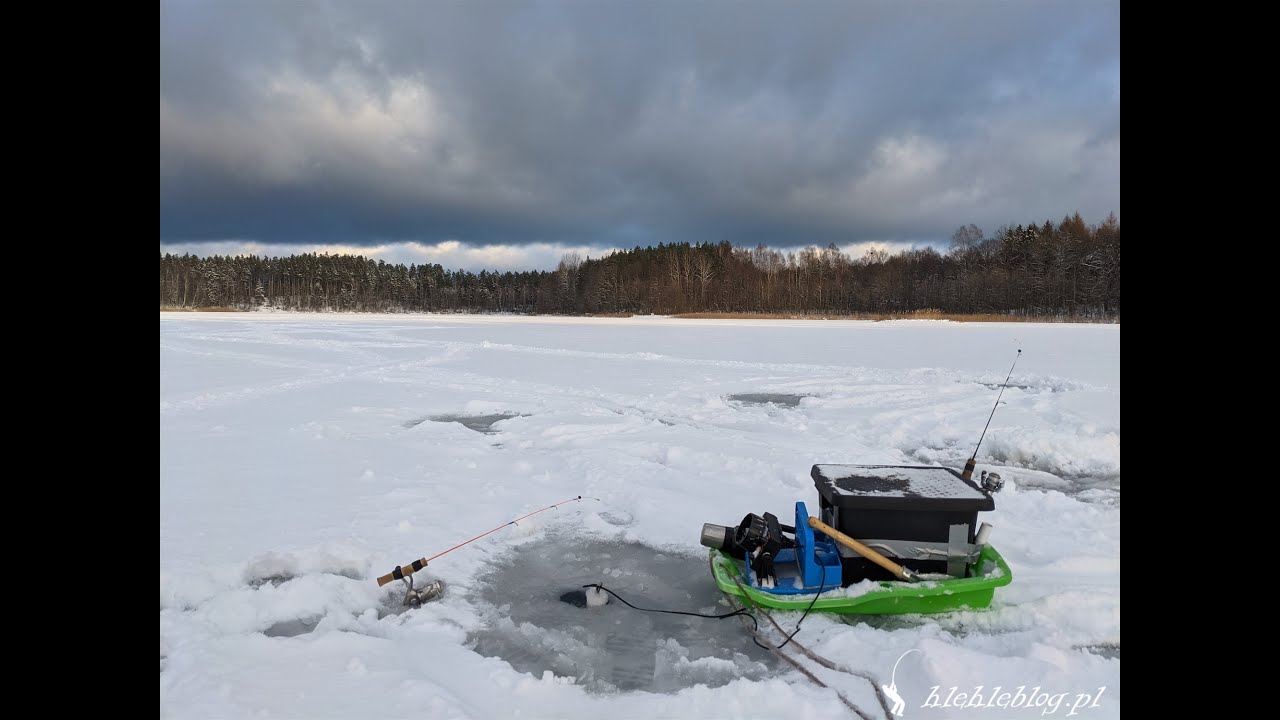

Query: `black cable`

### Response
(584, 577, 826, 651)
(582, 583, 760, 633)
(773, 575, 825, 650)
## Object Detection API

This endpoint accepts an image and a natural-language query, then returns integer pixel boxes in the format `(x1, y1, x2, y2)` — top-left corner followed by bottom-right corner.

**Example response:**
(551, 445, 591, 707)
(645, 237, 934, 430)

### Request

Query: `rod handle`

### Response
(376, 558, 429, 587)
(807, 517, 916, 582)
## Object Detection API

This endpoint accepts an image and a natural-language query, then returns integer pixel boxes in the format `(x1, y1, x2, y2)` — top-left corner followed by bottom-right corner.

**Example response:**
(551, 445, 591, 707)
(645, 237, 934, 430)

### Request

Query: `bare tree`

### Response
(693, 253, 715, 308)
(949, 224, 985, 254)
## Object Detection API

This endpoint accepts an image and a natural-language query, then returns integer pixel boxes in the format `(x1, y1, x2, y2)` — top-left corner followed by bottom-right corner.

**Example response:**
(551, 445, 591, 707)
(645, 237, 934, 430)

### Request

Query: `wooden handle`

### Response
(807, 517, 916, 582)
(376, 558, 429, 587)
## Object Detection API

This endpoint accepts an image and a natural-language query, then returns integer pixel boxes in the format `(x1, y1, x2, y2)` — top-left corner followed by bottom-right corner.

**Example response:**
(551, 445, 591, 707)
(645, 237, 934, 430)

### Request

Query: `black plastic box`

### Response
(811, 464, 995, 582)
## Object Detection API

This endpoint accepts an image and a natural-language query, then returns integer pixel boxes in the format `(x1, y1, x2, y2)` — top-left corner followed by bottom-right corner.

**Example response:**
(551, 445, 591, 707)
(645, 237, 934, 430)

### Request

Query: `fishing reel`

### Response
(980, 470, 1004, 493)
(400, 574, 446, 607)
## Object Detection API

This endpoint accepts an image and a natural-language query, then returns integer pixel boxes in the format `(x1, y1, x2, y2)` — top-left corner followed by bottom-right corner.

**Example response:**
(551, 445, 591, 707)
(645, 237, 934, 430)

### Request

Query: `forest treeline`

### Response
(160, 212, 1119, 319)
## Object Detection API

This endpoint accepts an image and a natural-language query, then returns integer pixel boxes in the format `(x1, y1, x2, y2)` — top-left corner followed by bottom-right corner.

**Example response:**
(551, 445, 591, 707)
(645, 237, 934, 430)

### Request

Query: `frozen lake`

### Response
(160, 313, 1119, 719)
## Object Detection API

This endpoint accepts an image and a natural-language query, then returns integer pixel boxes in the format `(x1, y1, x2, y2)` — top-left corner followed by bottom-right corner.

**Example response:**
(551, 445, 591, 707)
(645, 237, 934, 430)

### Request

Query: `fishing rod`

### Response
(376, 495, 596, 587)
(962, 349, 1021, 481)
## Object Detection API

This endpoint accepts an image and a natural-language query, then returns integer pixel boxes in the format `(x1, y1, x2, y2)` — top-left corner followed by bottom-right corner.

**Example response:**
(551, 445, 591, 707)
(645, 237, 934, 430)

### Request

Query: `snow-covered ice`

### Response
(814, 465, 992, 500)
(160, 313, 1119, 719)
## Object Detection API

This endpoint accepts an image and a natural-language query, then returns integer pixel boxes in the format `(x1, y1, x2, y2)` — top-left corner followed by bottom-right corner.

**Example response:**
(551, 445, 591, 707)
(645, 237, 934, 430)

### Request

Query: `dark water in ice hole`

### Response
(1079, 643, 1120, 660)
(980, 382, 1038, 391)
(403, 413, 525, 433)
(996, 470, 1120, 506)
(726, 393, 809, 407)
(466, 537, 780, 694)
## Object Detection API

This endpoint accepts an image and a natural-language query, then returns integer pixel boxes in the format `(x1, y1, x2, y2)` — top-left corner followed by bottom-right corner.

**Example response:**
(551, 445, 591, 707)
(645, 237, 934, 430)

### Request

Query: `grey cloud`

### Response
(160, 0, 1120, 251)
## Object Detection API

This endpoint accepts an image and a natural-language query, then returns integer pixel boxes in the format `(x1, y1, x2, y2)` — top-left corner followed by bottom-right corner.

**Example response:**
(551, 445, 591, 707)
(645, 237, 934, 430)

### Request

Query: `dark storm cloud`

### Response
(160, 0, 1120, 250)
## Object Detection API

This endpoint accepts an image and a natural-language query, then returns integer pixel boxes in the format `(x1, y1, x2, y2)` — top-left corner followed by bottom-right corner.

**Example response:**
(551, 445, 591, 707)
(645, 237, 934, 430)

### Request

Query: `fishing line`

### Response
(427, 495, 600, 563)
(377, 495, 600, 587)
(972, 349, 1021, 460)
(963, 348, 1021, 480)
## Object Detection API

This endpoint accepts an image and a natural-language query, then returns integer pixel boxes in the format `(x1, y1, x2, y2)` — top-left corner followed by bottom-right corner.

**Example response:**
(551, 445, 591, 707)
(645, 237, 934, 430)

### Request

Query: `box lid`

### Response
(812, 464, 995, 511)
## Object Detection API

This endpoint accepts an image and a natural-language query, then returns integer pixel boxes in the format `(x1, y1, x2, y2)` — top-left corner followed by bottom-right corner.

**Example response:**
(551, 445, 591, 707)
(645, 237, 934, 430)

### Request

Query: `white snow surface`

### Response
(160, 313, 1120, 719)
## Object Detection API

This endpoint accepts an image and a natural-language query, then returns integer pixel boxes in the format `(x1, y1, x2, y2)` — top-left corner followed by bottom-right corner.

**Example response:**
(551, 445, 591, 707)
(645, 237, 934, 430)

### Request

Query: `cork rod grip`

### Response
(376, 558, 429, 587)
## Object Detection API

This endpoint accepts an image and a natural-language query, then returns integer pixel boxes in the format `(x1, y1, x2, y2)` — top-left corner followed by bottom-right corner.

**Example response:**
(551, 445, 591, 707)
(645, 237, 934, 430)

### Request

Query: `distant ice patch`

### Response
(726, 393, 810, 407)
(404, 413, 528, 433)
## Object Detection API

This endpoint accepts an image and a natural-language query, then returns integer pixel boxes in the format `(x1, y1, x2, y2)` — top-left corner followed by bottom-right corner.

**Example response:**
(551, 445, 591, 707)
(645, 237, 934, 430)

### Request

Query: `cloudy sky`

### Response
(159, 1, 1120, 271)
